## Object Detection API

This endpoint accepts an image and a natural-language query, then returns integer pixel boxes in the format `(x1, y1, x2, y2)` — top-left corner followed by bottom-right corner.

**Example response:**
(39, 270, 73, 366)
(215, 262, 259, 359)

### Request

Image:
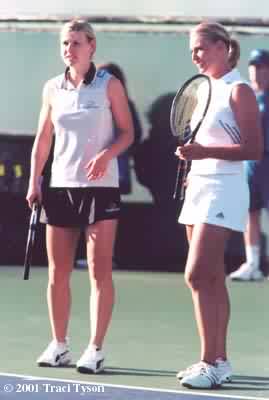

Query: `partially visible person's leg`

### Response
(245, 210, 261, 246)
(244, 210, 262, 270)
(230, 210, 264, 280)
(243, 160, 262, 271)
(230, 160, 264, 281)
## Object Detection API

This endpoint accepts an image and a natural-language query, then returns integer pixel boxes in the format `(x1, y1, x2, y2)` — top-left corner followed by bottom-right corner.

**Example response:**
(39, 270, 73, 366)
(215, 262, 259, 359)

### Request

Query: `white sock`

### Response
(245, 245, 260, 270)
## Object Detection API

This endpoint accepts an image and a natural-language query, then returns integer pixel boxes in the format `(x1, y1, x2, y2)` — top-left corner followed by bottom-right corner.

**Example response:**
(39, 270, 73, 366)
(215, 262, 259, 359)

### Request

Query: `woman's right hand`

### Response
(26, 184, 42, 209)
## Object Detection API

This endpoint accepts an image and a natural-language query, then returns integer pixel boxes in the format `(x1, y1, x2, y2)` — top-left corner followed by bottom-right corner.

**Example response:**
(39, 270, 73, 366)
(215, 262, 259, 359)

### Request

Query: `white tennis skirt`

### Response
(178, 174, 249, 232)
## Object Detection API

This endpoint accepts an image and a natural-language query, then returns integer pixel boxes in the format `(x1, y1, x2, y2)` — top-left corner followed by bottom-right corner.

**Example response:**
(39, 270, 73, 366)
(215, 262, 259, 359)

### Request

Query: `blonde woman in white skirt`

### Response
(175, 21, 263, 389)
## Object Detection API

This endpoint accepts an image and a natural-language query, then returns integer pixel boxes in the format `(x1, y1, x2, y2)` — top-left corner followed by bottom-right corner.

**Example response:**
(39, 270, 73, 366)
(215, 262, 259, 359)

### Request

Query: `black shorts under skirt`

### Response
(40, 187, 121, 228)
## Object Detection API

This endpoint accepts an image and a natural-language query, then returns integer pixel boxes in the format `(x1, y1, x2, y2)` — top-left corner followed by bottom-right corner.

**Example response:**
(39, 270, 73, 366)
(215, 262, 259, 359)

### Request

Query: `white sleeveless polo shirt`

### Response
(190, 69, 249, 176)
(44, 69, 119, 188)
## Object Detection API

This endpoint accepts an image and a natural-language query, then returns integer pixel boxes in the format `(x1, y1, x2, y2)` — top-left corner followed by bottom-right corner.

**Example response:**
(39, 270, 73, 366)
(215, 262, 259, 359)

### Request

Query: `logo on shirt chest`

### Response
(80, 100, 99, 109)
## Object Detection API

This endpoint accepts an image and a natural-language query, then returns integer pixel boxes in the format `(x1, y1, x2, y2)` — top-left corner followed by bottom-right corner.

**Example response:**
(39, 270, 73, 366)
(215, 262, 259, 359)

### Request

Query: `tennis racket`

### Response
(170, 74, 212, 200)
(23, 202, 40, 280)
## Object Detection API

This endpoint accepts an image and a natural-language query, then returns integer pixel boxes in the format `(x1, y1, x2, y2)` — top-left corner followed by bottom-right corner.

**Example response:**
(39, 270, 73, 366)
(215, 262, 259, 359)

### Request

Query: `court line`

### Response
(0, 372, 268, 400)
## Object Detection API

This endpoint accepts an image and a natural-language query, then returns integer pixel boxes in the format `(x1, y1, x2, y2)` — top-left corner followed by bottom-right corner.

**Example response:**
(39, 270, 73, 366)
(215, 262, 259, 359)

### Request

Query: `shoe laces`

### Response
(198, 362, 218, 380)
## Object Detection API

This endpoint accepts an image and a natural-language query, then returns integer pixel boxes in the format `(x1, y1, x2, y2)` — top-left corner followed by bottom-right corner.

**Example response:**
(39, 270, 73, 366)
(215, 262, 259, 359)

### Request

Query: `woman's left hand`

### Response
(85, 150, 111, 180)
(175, 142, 207, 160)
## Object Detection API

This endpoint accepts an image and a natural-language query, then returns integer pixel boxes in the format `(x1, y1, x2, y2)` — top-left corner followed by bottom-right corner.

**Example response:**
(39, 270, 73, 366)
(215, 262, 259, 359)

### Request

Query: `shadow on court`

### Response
(220, 375, 269, 392)
(209, 374, 269, 394)
(233, 375, 269, 382)
(104, 367, 177, 377)
(37, 365, 177, 377)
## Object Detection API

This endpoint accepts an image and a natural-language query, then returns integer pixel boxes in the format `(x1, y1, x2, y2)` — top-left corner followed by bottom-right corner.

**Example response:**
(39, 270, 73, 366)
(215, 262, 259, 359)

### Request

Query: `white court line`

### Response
(0, 372, 268, 400)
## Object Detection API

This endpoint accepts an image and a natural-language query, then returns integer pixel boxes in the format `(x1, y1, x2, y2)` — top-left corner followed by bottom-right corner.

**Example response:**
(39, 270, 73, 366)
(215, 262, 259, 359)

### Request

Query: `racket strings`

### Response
(171, 77, 211, 143)
(174, 95, 197, 142)
(170, 74, 212, 201)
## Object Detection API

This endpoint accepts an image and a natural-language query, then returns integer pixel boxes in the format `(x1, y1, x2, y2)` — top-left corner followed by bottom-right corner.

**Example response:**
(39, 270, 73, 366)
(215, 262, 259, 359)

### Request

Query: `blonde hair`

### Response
(61, 19, 96, 42)
(192, 21, 240, 68)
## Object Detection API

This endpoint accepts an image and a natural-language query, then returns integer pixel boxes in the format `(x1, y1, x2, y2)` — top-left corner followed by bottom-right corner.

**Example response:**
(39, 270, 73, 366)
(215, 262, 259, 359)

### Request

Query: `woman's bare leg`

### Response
(46, 225, 80, 342)
(184, 223, 230, 364)
(84, 219, 117, 348)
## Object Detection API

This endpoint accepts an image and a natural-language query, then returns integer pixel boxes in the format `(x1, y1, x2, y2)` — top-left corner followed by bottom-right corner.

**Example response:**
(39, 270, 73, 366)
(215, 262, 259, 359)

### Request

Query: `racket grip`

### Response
(23, 202, 39, 280)
(173, 160, 181, 199)
(179, 162, 188, 201)
(23, 263, 30, 281)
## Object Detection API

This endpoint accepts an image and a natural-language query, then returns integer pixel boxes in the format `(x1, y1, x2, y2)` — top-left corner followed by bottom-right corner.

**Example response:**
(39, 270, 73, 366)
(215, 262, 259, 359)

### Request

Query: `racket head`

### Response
(170, 74, 212, 144)
(23, 203, 40, 280)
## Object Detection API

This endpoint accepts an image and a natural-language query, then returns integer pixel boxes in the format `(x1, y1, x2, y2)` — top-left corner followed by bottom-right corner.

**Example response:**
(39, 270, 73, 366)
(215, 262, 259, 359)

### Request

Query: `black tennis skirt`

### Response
(40, 187, 121, 228)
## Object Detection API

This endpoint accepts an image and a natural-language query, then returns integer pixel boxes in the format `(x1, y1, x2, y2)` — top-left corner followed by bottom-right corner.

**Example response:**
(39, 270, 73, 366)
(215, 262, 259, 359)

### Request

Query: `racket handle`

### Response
(179, 161, 188, 201)
(23, 262, 30, 281)
(173, 160, 181, 199)
(23, 202, 39, 280)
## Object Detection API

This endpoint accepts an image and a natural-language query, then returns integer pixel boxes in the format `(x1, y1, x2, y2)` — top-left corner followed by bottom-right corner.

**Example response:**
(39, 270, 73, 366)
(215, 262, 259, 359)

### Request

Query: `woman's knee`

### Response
(184, 265, 216, 291)
(91, 270, 113, 287)
(48, 264, 71, 287)
(88, 264, 111, 288)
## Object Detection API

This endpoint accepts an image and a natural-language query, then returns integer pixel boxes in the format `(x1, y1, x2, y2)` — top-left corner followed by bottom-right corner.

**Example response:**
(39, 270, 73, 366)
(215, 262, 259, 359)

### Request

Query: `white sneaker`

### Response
(181, 362, 221, 389)
(215, 358, 232, 383)
(37, 340, 71, 367)
(76, 345, 105, 374)
(177, 361, 204, 380)
(229, 263, 264, 281)
(177, 359, 232, 383)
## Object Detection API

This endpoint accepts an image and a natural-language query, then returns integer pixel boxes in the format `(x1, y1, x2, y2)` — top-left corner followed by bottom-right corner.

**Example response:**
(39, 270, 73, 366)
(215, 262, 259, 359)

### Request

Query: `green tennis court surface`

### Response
(1, 267, 269, 399)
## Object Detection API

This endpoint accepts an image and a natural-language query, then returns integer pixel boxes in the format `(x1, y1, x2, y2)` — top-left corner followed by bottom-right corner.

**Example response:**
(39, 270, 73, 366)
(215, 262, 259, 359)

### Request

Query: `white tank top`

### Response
(190, 69, 249, 176)
(44, 69, 119, 187)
